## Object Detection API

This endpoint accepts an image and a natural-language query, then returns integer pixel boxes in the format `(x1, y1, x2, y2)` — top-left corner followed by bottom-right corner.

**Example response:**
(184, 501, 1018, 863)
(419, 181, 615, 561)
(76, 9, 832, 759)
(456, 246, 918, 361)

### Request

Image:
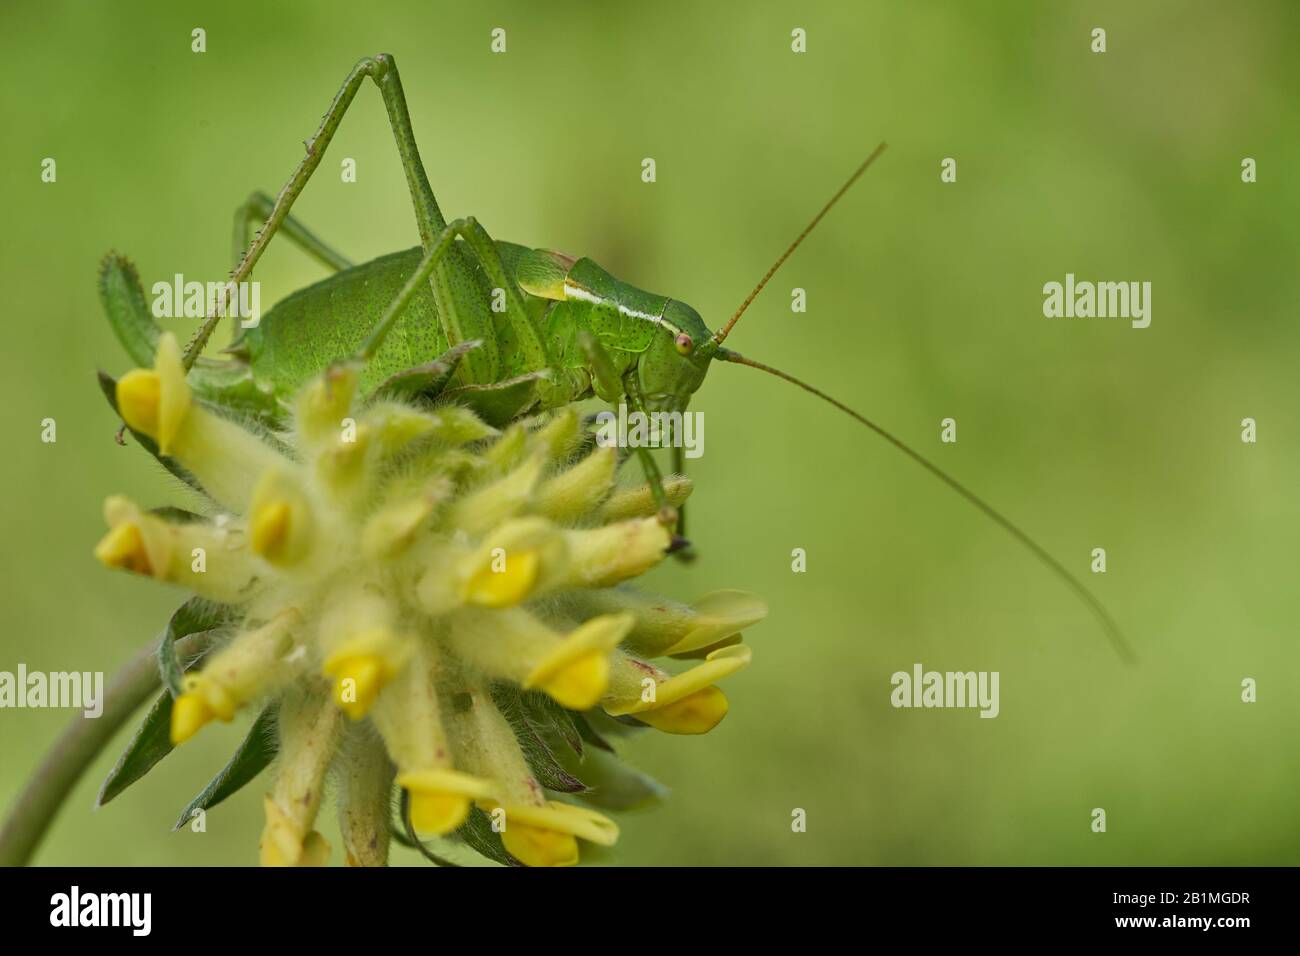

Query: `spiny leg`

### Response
(671, 443, 687, 535)
(670, 444, 697, 562)
(184, 54, 454, 370)
(230, 191, 355, 344)
(355, 217, 542, 364)
(452, 218, 548, 374)
(577, 331, 678, 532)
(232, 191, 354, 274)
(356, 219, 473, 363)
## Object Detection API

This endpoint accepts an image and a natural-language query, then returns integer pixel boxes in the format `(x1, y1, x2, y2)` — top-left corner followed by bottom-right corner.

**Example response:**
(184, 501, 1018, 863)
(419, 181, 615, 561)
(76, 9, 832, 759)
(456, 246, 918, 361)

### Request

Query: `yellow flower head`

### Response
(97, 335, 766, 866)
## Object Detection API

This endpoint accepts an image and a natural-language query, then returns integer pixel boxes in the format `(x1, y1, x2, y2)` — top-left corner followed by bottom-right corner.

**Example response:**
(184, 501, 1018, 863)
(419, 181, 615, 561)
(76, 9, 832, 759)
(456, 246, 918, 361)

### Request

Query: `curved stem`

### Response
(0, 638, 163, 866)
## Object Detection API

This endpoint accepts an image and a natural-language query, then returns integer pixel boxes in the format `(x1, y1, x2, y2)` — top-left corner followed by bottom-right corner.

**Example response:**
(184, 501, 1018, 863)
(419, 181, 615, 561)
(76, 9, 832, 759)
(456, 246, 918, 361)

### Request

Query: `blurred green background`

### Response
(2, 0, 1298, 866)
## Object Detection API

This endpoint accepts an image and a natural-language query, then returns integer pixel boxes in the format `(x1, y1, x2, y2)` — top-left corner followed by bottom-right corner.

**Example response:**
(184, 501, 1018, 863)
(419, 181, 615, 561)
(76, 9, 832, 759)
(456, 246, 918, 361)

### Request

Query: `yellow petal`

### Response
(169, 691, 213, 744)
(635, 686, 730, 735)
(397, 768, 498, 799)
(408, 791, 471, 836)
(503, 823, 579, 867)
(324, 654, 387, 720)
(605, 644, 752, 717)
(179, 672, 237, 723)
(248, 469, 315, 566)
(117, 334, 193, 454)
(524, 614, 632, 708)
(250, 499, 291, 559)
(115, 369, 160, 439)
(397, 769, 497, 836)
(537, 651, 609, 710)
(119, 350, 282, 513)
(153, 333, 191, 454)
(492, 801, 619, 847)
(464, 548, 539, 608)
(93, 522, 152, 575)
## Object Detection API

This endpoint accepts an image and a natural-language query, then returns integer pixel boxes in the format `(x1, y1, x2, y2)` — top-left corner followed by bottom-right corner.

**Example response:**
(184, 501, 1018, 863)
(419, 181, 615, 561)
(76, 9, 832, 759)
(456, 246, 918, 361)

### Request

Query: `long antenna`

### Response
(717, 347, 1136, 665)
(711, 142, 888, 346)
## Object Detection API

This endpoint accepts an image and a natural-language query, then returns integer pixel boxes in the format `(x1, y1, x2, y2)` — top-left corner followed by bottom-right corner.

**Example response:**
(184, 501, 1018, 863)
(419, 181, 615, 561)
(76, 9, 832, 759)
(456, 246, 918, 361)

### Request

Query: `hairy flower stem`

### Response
(0, 631, 213, 866)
